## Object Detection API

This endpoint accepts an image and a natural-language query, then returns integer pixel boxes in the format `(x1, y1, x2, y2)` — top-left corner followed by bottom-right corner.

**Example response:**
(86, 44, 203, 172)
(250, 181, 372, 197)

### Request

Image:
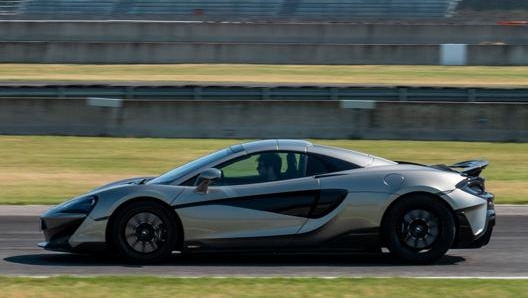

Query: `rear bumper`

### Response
(453, 192, 495, 249)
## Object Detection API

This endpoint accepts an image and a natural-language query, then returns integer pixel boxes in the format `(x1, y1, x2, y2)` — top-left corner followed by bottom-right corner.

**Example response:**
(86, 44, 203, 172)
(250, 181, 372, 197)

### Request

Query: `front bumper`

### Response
(40, 201, 111, 254)
(452, 191, 495, 249)
(39, 212, 86, 252)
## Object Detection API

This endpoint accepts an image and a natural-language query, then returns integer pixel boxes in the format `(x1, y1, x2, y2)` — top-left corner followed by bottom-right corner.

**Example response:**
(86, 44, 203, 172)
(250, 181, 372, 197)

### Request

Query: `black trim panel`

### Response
(174, 189, 348, 219)
(310, 189, 348, 218)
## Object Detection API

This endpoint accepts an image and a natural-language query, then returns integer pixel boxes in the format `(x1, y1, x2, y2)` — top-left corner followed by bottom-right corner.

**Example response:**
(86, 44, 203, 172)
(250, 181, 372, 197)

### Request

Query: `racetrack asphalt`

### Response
(1, 204, 527, 277)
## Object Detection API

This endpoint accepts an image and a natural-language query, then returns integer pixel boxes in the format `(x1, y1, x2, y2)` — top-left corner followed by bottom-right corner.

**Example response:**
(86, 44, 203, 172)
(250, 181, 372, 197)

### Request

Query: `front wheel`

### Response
(382, 195, 455, 264)
(111, 201, 179, 263)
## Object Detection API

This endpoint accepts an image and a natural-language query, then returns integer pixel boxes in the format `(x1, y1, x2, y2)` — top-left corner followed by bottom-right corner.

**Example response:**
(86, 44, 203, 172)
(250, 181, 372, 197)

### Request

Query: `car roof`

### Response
(234, 139, 394, 167)
(237, 139, 313, 154)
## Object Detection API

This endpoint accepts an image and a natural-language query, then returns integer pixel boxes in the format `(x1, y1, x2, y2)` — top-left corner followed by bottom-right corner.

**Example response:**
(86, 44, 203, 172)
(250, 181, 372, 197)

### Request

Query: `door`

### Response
(173, 151, 320, 247)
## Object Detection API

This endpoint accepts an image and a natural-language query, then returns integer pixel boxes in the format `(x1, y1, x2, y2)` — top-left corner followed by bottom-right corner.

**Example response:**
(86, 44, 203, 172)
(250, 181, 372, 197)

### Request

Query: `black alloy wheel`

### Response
(112, 201, 179, 263)
(383, 195, 456, 264)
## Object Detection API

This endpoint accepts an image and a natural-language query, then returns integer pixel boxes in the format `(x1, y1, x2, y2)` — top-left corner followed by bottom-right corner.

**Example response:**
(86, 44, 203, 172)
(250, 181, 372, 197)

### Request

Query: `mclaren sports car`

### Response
(39, 139, 495, 263)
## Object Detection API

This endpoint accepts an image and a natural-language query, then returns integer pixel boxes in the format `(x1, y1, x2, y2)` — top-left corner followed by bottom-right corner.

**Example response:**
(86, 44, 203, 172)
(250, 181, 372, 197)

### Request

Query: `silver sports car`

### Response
(39, 139, 495, 263)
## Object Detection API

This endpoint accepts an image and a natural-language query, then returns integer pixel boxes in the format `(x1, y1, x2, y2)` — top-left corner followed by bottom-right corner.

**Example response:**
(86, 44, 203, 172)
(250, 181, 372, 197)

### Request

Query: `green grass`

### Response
(0, 64, 526, 204)
(0, 64, 527, 86)
(0, 276, 527, 298)
(0, 136, 526, 205)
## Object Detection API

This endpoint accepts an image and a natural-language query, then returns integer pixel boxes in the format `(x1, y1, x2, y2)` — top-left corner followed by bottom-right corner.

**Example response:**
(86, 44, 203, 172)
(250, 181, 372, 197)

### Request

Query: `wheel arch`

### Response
(379, 191, 458, 246)
(105, 196, 184, 252)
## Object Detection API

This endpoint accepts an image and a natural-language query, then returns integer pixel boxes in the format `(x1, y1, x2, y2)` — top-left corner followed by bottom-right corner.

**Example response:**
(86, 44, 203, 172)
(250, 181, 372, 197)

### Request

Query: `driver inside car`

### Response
(256, 153, 282, 181)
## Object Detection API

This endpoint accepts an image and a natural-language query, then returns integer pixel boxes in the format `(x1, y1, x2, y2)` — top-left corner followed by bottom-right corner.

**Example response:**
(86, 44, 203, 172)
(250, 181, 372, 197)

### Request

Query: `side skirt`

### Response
(182, 229, 381, 254)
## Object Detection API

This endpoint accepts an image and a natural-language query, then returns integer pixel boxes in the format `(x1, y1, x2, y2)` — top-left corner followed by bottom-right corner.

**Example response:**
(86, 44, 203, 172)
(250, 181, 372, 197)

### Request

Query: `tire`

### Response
(111, 201, 179, 263)
(382, 195, 455, 264)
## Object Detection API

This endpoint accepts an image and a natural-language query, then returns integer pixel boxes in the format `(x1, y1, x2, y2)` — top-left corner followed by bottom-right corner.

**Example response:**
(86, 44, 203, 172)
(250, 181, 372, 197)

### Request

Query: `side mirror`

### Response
(195, 168, 222, 194)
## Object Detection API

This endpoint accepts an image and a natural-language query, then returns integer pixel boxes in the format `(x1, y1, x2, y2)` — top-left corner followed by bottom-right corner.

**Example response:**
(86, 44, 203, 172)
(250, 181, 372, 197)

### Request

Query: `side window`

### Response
(219, 154, 261, 184)
(215, 151, 306, 186)
(180, 155, 259, 186)
(281, 152, 302, 179)
(305, 154, 360, 176)
(181, 151, 360, 186)
(305, 155, 329, 176)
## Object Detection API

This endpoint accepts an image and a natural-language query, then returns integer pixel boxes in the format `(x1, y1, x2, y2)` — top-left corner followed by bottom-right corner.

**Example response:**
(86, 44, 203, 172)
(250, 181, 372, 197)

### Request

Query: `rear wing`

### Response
(448, 160, 489, 177)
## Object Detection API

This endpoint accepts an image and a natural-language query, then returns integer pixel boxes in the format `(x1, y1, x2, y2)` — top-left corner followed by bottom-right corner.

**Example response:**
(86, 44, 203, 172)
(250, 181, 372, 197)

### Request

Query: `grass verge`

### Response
(0, 64, 527, 86)
(1, 276, 528, 298)
(0, 136, 526, 205)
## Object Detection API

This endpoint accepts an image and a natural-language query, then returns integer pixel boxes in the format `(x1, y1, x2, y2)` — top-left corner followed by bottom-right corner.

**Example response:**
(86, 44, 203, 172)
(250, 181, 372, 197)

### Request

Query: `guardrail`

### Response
(1, 84, 527, 102)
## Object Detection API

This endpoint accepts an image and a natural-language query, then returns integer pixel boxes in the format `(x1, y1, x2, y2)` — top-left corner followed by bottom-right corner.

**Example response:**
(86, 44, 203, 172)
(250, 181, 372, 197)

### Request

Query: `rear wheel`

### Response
(111, 201, 179, 263)
(382, 195, 455, 264)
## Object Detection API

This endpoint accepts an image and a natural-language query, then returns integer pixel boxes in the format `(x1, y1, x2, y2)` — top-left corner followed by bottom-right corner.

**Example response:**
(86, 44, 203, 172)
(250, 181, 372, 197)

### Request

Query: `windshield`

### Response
(147, 148, 230, 184)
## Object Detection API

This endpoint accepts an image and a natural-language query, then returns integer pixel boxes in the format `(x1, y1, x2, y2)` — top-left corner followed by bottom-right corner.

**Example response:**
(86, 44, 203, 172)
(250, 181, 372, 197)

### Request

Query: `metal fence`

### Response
(1, 84, 527, 102)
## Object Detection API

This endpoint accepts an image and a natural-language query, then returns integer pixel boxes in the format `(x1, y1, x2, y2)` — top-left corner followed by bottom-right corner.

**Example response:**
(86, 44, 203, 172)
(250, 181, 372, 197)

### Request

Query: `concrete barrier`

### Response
(468, 44, 528, 65)
(0, 41, 444, 64)
(1, 98, 526, 141)
(1, 21, 527, 65)
(1, 21, 527, 44)
(2, 41, 528, 65)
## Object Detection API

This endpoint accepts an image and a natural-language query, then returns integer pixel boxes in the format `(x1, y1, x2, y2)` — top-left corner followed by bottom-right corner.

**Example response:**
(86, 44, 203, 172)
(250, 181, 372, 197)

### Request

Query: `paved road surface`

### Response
(1, 206, 527, 277)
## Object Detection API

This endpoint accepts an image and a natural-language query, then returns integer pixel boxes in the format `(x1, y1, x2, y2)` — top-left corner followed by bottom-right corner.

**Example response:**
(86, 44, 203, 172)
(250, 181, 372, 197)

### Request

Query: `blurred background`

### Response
(1, 0, 527, 22)
(0, 0, 527, 141)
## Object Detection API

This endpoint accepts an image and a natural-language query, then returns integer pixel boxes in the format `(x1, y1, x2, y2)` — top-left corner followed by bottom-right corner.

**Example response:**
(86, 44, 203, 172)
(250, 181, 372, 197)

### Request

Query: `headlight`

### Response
(56, 195, 98, 214)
